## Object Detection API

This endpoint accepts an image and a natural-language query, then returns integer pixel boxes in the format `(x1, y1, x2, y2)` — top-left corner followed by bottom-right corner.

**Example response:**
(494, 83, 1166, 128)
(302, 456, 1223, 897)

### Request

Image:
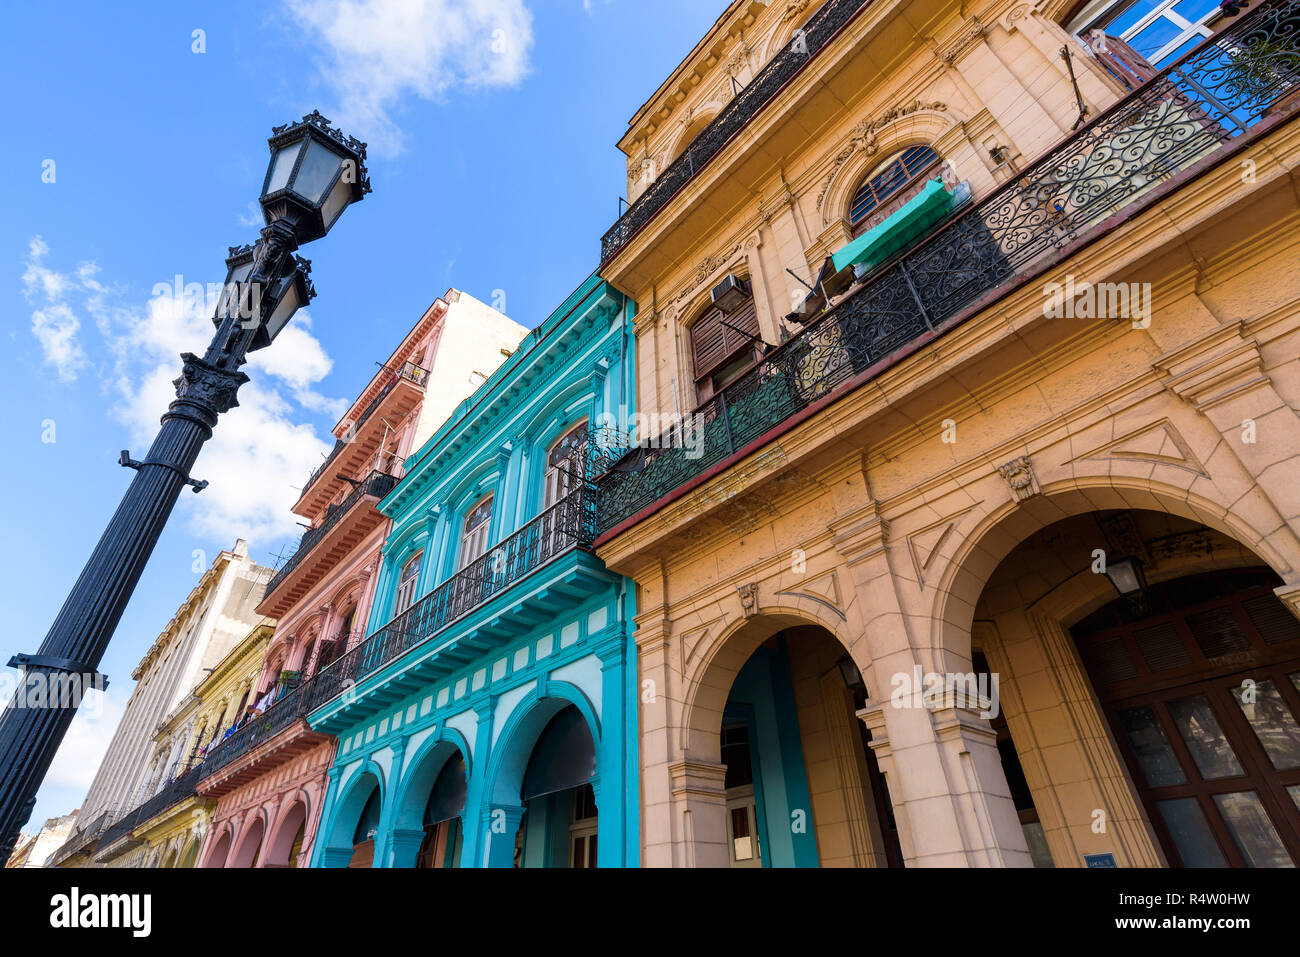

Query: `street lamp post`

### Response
(0, 112, 370, 858)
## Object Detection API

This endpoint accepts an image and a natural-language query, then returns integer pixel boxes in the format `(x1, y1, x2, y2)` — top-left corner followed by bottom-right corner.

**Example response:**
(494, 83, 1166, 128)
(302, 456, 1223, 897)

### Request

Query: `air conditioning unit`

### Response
(710, 273, 751, 314)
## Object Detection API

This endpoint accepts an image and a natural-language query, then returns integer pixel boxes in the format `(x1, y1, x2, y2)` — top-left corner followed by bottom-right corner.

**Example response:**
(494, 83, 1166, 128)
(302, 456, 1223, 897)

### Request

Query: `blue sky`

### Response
(1, 0, 723, 837)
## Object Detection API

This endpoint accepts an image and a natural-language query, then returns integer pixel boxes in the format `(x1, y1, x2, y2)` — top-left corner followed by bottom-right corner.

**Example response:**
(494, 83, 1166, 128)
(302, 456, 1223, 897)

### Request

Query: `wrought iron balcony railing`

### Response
(300, 360, 428, 497)
(92, 763, 206, 853)
(307, 481, 599, 711)
(595, 0, 1300, 532)
(265, 470, 400, 598)
(47, 809, 111, 866)
(601, 0, 873, 264)
(194, 679, 318, 779)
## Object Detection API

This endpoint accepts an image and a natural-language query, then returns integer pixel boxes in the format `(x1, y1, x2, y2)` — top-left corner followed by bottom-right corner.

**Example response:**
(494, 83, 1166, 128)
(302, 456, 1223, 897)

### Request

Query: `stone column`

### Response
(593, 632, 629, 867)
(458, 702, 494, 868)
(481, 804, 525, 867)
(976, 615, 1165, 867)
(388, 828, 425, 868)
(309, 766, 346, 868)
(634, 605, 678, 867)
(833, 503, 1031, 866)
(668, 759, 729, 868)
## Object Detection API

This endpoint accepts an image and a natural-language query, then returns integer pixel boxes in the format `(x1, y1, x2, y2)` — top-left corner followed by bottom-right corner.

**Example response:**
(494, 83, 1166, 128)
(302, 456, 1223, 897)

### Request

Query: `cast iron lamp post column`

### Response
(0, 112, 371, 858)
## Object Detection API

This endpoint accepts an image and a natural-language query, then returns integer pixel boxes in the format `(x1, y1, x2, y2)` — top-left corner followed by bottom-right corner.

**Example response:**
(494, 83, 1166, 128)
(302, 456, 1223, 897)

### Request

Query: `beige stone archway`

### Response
(660, 604, 899, 869)
(916, 473, 1300, 867)
(926, 478, 1298, 676)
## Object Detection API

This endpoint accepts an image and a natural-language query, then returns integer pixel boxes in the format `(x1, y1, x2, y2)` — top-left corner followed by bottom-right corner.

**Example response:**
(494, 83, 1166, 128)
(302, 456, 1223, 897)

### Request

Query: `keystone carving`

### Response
(996, 455, 1041, 503)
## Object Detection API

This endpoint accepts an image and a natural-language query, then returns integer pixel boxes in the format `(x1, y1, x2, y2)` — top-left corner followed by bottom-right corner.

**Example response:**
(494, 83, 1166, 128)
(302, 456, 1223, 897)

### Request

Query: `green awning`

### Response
(832, 178, 954, 274)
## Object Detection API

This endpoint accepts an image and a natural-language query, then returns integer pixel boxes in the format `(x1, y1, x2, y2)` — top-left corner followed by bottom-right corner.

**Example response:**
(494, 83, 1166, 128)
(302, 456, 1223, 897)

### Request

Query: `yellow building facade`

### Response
(128, 622, 274, 868)
(595, 0, 1300, 868)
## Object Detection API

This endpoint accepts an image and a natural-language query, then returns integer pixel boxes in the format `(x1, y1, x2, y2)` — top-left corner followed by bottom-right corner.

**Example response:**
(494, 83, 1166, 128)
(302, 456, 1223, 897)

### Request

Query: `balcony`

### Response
(46, 809, 111, 867)
(602, 0, 874, 265)
(306, 482, 602, 722)
(193, 682, 329, 796)
(90, 765, 206, 861)
(260, 470, 399, 618)
(294, 360, 427, 517)
(595, 0, 1300, 534)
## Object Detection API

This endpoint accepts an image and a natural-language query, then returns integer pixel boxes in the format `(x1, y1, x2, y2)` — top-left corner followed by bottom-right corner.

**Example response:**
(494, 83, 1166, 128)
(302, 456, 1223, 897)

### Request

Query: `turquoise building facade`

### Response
(305, 275, 638, 867)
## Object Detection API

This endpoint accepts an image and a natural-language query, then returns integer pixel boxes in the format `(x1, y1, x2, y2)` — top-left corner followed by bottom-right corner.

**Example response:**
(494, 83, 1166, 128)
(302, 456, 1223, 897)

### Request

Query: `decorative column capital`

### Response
(1275, 582, 1300, 624)
(830, 502, 890, 566)
(171, 353, 249, 417)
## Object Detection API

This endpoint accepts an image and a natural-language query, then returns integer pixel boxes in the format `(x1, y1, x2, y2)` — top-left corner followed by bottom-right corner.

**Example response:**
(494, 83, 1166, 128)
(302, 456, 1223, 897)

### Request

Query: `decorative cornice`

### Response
(937, 18, 986, 64)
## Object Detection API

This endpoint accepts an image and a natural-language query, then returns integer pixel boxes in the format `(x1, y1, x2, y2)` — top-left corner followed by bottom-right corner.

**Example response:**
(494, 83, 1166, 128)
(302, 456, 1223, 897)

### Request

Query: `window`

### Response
(690, 289, 761, 405)
(394, 552, 422, 616)
(848, 145, 942, 237)
(459, 497, 494, 569)
(1081, 0, 1220, 68)
(569, 783, 599, 868)
(543, 423, 587, 510)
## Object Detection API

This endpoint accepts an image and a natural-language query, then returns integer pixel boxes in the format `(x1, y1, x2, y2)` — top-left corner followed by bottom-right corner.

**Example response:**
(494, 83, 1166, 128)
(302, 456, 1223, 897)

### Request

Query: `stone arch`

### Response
(486, 681, 601, 807)
(227, 809, 269, 869)
(265, 797, 310, 868)
(199, 820, 234, 868)
(321, 761, 386, 854)
(922, 478, 1300, 868)
(928, 477, 1295, 670)
(393, 728, 473, 833)
(680, 605, 863, 759)
(819, 109, 957, 230)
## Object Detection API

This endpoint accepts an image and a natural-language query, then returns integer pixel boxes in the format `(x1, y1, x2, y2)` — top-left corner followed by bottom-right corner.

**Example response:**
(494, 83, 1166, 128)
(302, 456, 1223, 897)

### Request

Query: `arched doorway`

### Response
(200, 828, 231, 869)
(417, 754, 467, 868)
(970, 507, 1300, 867)
(1071, 566, 1300, 866)
(266, 801, 308, 869)
(710, 623, 901, 868)
(515, 705, 599, 868)
(228, 817, 265, 869)
(349, 785, 382, 868)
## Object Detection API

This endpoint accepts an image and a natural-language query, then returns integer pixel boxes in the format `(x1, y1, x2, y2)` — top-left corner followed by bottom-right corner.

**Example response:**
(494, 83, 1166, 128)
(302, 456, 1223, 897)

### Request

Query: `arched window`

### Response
(689, 280, 761, 406)
(544, 423, 587, 510)
(848, 144, 942, 237)
(459, 496, 494, 570)
(394, 553, 423, 617)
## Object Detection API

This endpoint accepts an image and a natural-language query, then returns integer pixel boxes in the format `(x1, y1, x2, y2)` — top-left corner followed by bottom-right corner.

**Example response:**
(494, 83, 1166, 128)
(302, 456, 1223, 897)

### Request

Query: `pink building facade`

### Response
(196, 290, 527, 868)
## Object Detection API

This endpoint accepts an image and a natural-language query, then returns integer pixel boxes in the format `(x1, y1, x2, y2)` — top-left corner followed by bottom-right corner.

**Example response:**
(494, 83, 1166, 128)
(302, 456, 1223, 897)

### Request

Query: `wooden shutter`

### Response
(691, 300, 759, 379)
(691, 307, 729, 377)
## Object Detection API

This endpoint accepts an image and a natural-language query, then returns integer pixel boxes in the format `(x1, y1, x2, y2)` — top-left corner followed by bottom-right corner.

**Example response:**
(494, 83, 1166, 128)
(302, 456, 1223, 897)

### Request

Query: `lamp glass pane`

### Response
(320, 175, 352, 233)
(294, 138, 344, 205)
(265, 280, 301, 342)
(1108, 559, 1142, 595)
(265, 142, 302, 196)
(219, 262, 254, 319)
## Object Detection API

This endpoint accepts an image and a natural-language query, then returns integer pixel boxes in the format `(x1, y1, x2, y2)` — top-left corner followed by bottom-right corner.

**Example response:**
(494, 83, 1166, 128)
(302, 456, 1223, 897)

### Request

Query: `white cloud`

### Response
(286, 0, 535, 156)
(22, 236, 89, 381)
(24, 238, 343, 546)
(238, 201, 265, 229)
(42, 686, 125, 793)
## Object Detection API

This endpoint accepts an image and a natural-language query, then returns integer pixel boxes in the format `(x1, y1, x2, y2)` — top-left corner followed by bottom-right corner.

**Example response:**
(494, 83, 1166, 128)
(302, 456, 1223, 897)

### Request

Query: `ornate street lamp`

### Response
(0, 113, 370, 857)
